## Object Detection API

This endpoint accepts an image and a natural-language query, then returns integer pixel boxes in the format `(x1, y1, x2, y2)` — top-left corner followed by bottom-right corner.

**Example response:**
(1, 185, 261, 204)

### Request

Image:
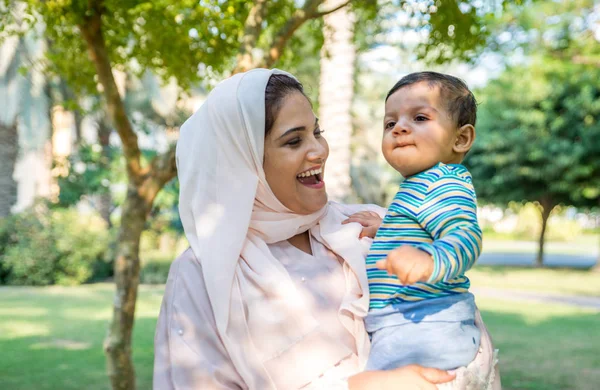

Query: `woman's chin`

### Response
(294, 193, 328, 215)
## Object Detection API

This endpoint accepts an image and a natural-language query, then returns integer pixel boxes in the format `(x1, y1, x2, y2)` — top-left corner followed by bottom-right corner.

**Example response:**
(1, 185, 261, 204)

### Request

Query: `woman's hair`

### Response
(264, 74, 307, 136)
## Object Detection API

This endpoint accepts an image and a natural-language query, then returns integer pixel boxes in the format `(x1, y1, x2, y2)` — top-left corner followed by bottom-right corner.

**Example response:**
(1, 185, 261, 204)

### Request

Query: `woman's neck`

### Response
(287, 231, 312, 255)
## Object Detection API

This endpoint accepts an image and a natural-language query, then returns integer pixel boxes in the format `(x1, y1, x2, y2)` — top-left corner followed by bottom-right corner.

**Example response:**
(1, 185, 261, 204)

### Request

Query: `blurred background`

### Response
(0, 0, 599, 389)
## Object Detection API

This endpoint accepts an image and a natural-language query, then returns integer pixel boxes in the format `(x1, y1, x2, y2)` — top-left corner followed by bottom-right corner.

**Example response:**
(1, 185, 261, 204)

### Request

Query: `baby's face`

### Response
(382, 82, 461, 177)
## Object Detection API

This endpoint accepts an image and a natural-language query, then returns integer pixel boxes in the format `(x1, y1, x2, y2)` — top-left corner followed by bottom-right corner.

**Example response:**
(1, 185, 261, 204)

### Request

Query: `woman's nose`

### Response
(307, 138, 328, 162)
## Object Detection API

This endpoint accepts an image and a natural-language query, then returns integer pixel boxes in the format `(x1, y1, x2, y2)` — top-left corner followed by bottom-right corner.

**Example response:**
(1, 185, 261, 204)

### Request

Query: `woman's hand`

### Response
(342, 211, 382, 238)
(348, 365, 455, 390)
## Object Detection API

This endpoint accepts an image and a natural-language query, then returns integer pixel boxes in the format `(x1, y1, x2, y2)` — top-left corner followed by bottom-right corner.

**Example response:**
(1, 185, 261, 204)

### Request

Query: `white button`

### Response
(301, 277, 306, 283)
(178, 329, 183, 335)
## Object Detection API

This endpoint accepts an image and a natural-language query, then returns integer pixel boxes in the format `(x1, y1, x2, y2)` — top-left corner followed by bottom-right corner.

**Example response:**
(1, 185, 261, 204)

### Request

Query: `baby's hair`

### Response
(386, 71, 477, 128)
(265, 74, 308, 136)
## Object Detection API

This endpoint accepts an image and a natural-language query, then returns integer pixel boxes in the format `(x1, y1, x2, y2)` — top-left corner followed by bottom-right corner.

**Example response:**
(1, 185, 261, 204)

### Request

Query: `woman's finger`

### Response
(415, 366, 456, 384)
(344, 217, 371, 227)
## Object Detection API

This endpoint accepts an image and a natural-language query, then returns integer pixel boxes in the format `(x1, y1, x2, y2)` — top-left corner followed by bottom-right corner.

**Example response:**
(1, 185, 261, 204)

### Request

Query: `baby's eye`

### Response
(384, 121, 396, 130)
(415, 115, 428, 122)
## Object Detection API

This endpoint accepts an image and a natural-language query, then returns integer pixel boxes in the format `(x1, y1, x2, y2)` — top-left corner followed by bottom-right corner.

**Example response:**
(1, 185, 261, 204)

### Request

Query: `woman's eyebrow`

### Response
(277, 118, 319, 140)
(277, 126, 305, 140)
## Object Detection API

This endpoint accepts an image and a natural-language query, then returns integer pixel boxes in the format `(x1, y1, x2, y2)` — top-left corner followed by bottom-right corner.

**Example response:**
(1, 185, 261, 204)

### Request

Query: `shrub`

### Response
(0, 205, 111, 286)
(139, 261, 171, 284)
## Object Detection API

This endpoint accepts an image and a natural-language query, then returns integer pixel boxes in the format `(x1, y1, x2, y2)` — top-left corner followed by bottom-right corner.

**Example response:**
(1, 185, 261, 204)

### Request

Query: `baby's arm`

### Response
(416, 174, 482, 284)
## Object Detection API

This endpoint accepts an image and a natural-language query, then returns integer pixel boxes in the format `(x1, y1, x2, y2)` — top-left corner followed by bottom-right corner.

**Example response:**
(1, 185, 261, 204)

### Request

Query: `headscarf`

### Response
(176, 68, 375, 388)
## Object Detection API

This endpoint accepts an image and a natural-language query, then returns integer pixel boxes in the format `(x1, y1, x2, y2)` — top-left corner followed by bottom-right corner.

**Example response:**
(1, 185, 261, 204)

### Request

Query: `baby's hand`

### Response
(342, 211, 382, 238)
(376, 246, 434, 285)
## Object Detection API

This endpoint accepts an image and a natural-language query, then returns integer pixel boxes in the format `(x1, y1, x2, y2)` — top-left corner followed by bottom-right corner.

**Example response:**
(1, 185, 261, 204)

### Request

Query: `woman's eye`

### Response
(415, 115, 428, 122)
(314, 128, 325, 137)
(287, 138, 301, 146)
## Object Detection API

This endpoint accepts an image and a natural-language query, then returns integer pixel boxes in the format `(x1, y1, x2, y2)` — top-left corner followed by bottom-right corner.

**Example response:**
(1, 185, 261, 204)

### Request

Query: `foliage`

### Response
(0, 204, 111, 285)
(55, 143, 123, 207)
(484, 0, 599, 65)
(467, 61, 600, 209)
(510, 204, 583, 242)
(139, 260, 171, 284)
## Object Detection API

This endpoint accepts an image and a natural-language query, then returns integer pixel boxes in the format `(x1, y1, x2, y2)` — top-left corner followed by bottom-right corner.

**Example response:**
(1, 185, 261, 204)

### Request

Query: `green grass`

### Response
(469, 266, 600, 297)
(1, 283, 599, 390)
(478, 297, 600, 390)
(0, 284, 164, 390)
(483, 234, 599, 256)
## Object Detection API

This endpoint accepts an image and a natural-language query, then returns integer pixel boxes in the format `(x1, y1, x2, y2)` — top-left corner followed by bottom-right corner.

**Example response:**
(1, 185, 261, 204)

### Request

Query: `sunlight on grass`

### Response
(1, 321, 50, 338)
(477, 296, 598, 325)
(30, 339, 92, 351)
(469, 266, 600, 296)
(1, 283, 598, 390)
(483, 234, 599, 256)
(0, 307, 47, 317)
(477, 297, 600, 390)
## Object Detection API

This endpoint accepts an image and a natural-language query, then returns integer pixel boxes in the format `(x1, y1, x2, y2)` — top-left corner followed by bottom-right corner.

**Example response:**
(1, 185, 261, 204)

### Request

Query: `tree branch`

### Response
(78, 0, 143, 180)
(315, 0, 351, 17)
(264, 0, 324, 68)
(141, 144, 178, 206)
(234, 0, 269, 73)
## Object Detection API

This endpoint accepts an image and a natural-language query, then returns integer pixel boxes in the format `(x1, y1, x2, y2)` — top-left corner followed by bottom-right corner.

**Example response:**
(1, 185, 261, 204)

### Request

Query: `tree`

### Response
(319, 0, 356, 201)
(467, 60, 600, 266)
(1, 1, 382, 388)
(0, 5, 51, 217)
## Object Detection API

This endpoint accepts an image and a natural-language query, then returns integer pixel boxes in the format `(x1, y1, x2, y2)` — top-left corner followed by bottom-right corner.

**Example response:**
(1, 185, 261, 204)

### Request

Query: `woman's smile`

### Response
(296, 165, 325, 189)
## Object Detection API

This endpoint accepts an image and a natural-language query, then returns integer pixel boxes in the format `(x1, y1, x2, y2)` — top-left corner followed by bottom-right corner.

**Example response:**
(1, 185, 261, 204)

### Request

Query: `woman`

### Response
(153, 68, 499, 389)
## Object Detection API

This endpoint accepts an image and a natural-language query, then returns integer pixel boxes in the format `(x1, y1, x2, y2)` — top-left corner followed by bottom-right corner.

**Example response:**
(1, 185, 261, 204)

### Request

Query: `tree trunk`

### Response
(319, 0, 355, 202)
(102, 189, 149, 390)
(0, 122, 19, 217)
(536, 198, 555, 268)
(97, 117, 113, 227)
(78, 9, 147, 390)
(594, 216, 600, 272)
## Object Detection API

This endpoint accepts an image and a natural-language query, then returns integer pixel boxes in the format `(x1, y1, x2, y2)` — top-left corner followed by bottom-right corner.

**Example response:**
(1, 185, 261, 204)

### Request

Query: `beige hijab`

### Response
(176, 68, 376, 389)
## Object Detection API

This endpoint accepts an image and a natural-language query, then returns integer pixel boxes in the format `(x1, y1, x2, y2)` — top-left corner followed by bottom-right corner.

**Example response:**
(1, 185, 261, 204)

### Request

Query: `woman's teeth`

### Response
(297, 167, 323, 178)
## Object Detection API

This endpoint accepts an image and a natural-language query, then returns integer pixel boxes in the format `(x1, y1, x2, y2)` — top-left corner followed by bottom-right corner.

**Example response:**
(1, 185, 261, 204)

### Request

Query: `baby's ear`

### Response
(453, 124, 475, 154)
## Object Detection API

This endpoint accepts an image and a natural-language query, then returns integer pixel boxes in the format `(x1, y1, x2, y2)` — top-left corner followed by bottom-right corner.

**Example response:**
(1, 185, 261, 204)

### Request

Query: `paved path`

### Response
(472, 287, 600, 311)
(479, 252, 597, 268)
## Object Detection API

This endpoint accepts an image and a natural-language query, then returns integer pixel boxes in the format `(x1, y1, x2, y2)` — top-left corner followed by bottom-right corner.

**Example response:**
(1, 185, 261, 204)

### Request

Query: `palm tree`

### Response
(0, 7, 52, 217)
(319, 0, 355, 202)
(0, 36, 23, 217)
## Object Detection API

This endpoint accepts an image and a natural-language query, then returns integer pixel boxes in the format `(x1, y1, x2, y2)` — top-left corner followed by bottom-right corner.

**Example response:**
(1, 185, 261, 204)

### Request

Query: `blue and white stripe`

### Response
(367, 163, 482, 309)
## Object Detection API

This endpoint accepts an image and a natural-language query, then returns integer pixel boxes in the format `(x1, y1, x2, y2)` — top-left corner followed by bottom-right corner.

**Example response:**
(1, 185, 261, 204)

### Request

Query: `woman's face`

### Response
(263, 91, 329, 215)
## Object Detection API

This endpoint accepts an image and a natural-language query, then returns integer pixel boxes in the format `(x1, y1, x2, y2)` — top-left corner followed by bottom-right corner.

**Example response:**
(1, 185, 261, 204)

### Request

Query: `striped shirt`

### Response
(367, 163, 482, 309)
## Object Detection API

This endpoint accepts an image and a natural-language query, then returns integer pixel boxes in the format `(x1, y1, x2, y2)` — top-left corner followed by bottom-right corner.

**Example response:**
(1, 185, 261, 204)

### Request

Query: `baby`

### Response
(365, 71, 483, 371)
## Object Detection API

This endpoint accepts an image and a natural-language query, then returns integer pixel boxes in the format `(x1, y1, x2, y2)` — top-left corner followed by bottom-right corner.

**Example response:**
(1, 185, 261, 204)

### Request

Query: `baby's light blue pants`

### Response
(365, 293, 480, 371)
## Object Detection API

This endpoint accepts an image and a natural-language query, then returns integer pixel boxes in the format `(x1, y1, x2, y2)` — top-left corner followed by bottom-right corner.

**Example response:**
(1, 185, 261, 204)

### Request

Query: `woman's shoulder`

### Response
(169, 247, 204, 281)
(163, 248, 214, 320)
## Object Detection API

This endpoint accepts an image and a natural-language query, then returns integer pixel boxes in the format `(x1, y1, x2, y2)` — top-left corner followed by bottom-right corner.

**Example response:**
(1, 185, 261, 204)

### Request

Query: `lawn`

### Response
(469, 266, 600, 297)
(1, 283, 599, 390)
(482, 234, 599, 256)
(0, 284, 164, 390)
